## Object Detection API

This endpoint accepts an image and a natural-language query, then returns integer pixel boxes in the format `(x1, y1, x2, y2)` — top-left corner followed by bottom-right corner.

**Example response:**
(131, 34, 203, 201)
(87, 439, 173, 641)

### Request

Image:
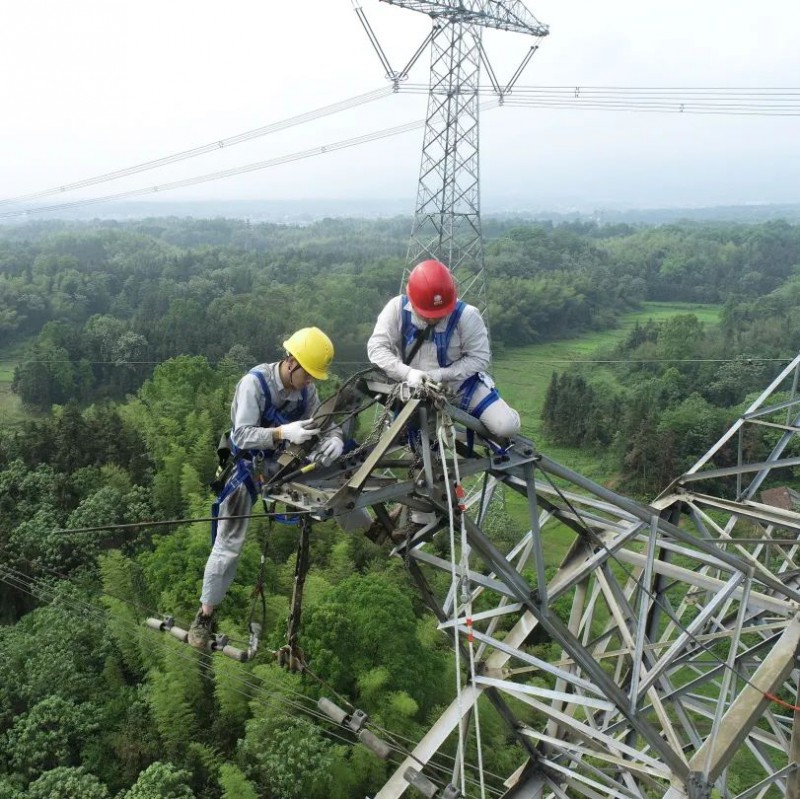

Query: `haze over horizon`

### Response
(2, 0, 799, 216)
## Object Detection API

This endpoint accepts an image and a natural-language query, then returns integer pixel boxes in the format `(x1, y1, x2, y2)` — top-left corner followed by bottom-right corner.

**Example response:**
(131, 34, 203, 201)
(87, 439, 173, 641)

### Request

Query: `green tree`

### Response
(122, 763, 195, 799)
(302, 572, 449, 711)
(218, 764, 258, 799)
(27, 767, 109, 799)
(0, 779, 23, 799)
(238, 715, 335, 799)
(4, 696, 95, 783)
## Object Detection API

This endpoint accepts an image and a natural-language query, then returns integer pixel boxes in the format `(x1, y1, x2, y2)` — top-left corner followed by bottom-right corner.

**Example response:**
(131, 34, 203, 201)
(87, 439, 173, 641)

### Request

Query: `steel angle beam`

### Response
(688, 614, 800, 782)
(673, 455, 800, 486)
(327, 398, 421, 512)
(373, 684, 483, 799)
(675, 490, 800, 534)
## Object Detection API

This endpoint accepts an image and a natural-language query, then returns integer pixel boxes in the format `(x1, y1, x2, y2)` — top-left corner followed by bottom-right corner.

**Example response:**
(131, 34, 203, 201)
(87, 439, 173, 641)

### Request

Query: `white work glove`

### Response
(404, 368, 426, 388)
(312, 436, 344, 467)
(277, 418, 320, 445)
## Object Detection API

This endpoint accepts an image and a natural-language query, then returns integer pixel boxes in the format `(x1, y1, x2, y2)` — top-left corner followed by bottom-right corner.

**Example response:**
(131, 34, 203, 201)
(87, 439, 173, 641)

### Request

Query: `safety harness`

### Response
(211, 368, 308, 543)
(400, 295, 501, 419)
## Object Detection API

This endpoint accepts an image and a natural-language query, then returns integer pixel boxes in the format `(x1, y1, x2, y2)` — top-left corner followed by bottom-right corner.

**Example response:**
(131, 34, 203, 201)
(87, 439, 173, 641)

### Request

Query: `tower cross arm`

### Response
(379, 0, 549, 37)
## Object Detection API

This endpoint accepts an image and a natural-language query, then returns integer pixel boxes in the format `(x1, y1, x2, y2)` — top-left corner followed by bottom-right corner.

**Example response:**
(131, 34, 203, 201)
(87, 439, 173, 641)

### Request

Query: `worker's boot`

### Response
(187, 608, 215, 650)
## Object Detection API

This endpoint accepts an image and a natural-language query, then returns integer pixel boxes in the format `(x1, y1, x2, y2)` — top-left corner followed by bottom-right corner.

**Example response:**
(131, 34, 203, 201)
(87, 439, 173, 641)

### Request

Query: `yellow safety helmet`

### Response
(282, 327, 334, 380)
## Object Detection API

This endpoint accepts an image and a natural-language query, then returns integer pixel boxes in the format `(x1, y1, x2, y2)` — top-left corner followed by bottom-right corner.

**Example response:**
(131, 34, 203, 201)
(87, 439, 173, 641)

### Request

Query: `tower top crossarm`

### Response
(379, 0, 549, 37)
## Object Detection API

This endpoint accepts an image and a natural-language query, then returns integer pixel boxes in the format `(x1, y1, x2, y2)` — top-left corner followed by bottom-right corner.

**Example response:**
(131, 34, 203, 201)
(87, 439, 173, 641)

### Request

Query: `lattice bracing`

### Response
(372, 0, 548, 321)
(380, 0, 548, 37)
(259, 368, 800, 798)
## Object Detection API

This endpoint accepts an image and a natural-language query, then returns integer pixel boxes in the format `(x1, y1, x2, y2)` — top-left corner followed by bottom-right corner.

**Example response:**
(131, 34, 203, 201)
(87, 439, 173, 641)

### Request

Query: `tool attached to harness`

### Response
(209, 430, 239, 494)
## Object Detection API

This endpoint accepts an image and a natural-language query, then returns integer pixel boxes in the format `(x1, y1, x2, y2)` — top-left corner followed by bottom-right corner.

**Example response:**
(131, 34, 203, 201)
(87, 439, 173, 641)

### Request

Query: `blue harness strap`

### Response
(212, 369, 309, 544)
(436, 301, 465, 366)
(401, 296, 466, 368)
(458, 373, 503, 455)
(248, 369, 308, 428)
(401, 295, 418, 358)
(471, 383, 502, 419)
(211, 459, 258, 544)
(211, 464, 301, 543)
(400, 298, 502, 439)
(458, 372, 501, 418)
(228, 370, 308, 458)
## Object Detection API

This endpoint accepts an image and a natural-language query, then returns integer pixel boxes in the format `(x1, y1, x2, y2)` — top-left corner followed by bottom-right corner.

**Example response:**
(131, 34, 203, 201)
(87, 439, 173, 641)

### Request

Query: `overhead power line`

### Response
(399, 83, 800, 115)
(2, 85, 797, 220)
(0, 116, 430, 219)
(0, 104, 503, 219)
(0, 86, 394, 208)
(501, 97, 800, 116)
(4, 84, 796, 213)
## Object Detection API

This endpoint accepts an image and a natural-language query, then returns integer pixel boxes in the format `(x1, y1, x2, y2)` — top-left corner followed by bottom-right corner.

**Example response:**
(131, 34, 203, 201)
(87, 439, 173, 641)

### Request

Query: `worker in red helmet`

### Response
(367, 259, 520, 439)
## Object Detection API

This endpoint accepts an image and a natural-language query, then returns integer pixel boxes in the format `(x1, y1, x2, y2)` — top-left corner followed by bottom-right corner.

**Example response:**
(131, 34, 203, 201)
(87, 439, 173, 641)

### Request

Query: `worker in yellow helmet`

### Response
(189, 326, 344, 649)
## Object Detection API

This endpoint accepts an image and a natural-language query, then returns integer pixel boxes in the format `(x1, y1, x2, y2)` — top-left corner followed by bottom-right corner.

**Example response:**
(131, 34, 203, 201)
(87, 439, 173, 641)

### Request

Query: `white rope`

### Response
(437, 412, 467, 793)
(446, 421, 488, 799)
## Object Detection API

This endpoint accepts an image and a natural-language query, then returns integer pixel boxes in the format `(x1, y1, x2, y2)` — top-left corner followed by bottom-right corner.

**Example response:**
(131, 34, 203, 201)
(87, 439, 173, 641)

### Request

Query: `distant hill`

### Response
(3, 197, 800, 225)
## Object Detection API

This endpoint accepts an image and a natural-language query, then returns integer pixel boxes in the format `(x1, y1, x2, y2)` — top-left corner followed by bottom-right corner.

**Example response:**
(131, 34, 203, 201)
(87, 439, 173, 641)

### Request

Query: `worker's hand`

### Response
(404, 368, 425, 388)
(426, 368, 444, 384)
(312, 436, 344, 467)
(278, 418, 320, 445)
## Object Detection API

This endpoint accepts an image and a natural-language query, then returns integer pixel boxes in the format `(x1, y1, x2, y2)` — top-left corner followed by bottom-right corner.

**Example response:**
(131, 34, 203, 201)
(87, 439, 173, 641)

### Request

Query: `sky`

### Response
(1, 0, 800, 214)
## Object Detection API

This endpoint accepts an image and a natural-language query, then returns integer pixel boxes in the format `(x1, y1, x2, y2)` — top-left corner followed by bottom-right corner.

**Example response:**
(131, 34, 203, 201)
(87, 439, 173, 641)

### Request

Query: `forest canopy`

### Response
(1, 214, 799, 796)
(3, 216, 799, 409)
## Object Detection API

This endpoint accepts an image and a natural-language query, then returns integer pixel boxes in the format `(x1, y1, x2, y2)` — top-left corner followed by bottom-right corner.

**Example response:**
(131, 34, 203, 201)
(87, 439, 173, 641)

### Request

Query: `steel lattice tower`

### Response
(358, 1, 548, 321)
(241, 359, 800, 798)
(404, 18, 487, 313)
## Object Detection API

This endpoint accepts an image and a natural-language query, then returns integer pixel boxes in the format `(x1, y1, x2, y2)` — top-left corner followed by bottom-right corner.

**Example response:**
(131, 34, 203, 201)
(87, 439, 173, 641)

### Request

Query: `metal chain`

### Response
(348, 379, 454, 459)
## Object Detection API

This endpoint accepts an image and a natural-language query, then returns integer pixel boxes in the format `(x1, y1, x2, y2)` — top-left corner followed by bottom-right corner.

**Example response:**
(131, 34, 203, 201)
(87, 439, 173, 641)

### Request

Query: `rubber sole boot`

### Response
(188, 609, 214, 650)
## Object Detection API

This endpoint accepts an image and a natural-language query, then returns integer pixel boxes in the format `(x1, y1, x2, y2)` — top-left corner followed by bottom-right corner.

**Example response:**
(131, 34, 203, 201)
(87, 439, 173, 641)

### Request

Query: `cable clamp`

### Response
(317, 698, 390, 759)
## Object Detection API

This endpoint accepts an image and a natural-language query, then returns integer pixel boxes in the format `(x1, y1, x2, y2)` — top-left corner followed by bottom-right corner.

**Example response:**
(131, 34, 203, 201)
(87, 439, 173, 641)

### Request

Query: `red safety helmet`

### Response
(407, 259, 457, 319)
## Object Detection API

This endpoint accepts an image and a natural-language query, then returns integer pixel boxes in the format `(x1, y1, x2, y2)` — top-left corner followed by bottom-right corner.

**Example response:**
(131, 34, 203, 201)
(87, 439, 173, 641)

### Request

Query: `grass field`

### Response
(489, 300, 722, 524)
(493, 302, 721, 464)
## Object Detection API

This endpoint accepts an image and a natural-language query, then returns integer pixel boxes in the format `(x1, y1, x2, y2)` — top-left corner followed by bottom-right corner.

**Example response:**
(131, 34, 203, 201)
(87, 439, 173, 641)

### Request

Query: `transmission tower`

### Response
(355, 0, 548, 321)
(246, 357, 800, 798)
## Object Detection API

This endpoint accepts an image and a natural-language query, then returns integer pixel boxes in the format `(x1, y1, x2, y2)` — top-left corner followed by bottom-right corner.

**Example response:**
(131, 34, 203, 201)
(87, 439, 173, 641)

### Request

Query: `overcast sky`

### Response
(2, 0, 799, 212)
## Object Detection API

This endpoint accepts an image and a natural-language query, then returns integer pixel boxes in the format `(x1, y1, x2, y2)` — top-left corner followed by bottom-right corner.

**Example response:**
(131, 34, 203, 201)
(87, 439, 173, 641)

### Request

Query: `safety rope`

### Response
(445, 418, 487, 799)
(436, 413, 467, 794)
(277, 514, 312, 672)
(438, 411, 486, 799)
(764, 693, 800, 712)
(247, 498, 273, 644)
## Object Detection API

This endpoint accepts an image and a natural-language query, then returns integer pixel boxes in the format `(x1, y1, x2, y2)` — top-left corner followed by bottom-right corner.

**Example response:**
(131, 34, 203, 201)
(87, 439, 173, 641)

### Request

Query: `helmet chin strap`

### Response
(279, 357, 296, 389)
(284, 357, 307, 390)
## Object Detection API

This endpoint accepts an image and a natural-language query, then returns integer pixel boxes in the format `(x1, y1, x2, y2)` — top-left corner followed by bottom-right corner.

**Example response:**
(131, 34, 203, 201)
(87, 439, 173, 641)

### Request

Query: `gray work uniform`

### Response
(367, 296, 521, 439)
(200, 362, 342, 608)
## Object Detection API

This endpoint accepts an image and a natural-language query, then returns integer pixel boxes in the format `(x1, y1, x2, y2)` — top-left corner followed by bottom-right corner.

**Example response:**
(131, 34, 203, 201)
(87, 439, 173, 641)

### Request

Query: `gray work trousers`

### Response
(459, 375, 521, 440)
(201, 481, 254, 608)
(200, 474, 372, 609)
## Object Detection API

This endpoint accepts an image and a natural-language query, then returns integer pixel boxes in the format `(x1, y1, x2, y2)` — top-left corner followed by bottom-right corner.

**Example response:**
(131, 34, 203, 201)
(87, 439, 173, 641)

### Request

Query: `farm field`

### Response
(492, 301, 722, 557)
(493, 301, 722, 470)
